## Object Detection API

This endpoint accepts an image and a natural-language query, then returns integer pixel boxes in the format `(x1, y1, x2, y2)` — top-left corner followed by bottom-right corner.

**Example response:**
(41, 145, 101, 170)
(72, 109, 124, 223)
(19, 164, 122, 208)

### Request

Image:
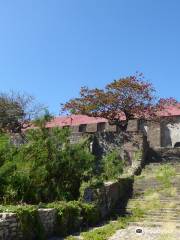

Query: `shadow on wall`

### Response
(161, 122, 172, 147)
(161, 118, 180, 148)
(174, 142, 180, 148)
(146, 148, 162, 163)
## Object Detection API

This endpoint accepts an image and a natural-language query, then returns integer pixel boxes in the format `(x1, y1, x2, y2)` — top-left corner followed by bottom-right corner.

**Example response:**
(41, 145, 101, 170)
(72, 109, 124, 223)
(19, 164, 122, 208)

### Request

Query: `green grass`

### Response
(65, 207, 144, 240)
(155, 164, 176, 188)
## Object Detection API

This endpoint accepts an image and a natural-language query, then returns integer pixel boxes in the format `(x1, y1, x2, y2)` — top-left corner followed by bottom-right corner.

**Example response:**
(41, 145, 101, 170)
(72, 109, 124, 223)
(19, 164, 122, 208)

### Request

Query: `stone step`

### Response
(142, 169, 180, 174)
(128, 221, 180, 229)
(127, 200, 180, 208)
(126, 208, 180, 214)
(133, 189, 180, 194)
(133, 184, 180, 188)
(126, 207, 180, 212)
(131, 196, 180, 201)
(134, 182, 180, 186)
(109, 162, 180, 239)
(128, 214, 180, 221)
(133, 189, 180, 193)
(144, 163, 180, 167)
(135, 179, 180, 183)
(141, 216, 180, 221)
(129, 198, 180, 202)
(134, 179, 180, 183)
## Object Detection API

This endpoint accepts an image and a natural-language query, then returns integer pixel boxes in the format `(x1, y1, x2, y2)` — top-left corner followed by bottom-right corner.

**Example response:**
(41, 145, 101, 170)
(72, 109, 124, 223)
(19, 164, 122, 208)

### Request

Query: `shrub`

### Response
(79, 178, 104, 200)
(47, 201, 100, 236)
(80, 202, 101, 227)
(101, 150, 124, 180)
(47, 201, 82, 236)
(0, 115, 95, 204)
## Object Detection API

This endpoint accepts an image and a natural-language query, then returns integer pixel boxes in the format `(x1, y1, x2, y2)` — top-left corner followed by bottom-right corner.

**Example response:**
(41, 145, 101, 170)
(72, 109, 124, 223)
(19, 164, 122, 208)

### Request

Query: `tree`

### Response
(0, 91, 44, 133)
(0, 114, 95, 203)
(61, 74, 177, 129)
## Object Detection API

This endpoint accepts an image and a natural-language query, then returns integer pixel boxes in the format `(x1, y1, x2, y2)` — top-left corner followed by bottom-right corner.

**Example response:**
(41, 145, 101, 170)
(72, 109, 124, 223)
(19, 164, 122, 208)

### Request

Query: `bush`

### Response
(46, 201, 100, 236)
(0, 115, 95, 204)
(101, 150, 124, 180)
(80, 202, 101, 227)
(47, 201, 82, 236)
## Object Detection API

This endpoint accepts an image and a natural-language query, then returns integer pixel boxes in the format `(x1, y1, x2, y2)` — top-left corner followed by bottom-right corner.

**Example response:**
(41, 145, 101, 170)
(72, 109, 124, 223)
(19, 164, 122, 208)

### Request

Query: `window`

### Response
(79, 124, 87, 132)
(97, 122, 106, 132)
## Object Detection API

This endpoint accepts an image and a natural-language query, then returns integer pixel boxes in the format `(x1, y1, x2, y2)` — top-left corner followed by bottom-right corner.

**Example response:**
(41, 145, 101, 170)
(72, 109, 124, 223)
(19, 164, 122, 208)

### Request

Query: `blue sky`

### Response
(0, 0, 180, 115)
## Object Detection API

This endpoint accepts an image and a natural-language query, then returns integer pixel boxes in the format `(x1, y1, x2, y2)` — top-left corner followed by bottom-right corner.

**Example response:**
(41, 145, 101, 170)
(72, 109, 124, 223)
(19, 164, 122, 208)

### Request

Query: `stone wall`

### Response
(69, 132, 85, 144)
(82, 176, 133, 218)
(126, 119, 139, 132)
(0, 213, 22, 240)
(147, 121, 161, 148)
(123, 132, 148, 172)
(82, 131, 148, 218)
(0, 209, 57, 240)
(91, 130, 148, 169)
(38, 208, 56, 236)
(138, 116, 180, 149)
(161, 117, 180, 148)
(70, 122, 118, 134)
(91, 132, 124, 158)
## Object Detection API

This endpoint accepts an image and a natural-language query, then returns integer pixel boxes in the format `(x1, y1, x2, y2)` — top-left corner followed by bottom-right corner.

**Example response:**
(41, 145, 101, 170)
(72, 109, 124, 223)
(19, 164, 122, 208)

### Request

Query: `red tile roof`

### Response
(157, 104, 180, 117)
(46, 105, 180, 128)
(46, 114, 108, 128)
(25, 104, 180, 130)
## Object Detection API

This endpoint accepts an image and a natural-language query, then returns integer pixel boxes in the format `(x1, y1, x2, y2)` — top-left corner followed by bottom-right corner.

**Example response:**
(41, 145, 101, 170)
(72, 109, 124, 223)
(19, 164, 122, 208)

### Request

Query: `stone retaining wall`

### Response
(0, 209, 57, 240)
(0, 213, 22, 240)
(82, 176, 133, 218)
(38, 208, 57, 236)
(82, 132, 148, 218)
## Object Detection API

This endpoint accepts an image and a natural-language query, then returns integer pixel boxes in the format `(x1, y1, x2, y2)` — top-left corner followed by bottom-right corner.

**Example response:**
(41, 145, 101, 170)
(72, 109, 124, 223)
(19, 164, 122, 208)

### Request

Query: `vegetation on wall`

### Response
(0, 204, 45, 239)
(101, 150, 124, 180)
(0, 201, 101, 239)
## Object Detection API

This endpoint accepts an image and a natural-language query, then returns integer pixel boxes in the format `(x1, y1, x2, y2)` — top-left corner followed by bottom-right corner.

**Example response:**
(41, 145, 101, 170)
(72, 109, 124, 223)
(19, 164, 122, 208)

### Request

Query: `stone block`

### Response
(70, 125, 79, 133)
(105, 123, 117, 132)
(97, 122, 106, 132)
(127, 119, 139, 132)
(148, 121, 161, 148)
(86, 123, 97, 133)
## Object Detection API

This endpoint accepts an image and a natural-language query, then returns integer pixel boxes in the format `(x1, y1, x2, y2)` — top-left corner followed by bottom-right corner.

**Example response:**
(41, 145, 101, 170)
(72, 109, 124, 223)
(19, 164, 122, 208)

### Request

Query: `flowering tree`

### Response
(61, 74, 177, 129)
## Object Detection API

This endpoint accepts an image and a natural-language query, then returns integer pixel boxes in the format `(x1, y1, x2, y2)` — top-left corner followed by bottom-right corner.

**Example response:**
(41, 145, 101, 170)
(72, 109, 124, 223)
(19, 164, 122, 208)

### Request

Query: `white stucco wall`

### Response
(162, 117, 180, 147)
(139, 118, 180, 148)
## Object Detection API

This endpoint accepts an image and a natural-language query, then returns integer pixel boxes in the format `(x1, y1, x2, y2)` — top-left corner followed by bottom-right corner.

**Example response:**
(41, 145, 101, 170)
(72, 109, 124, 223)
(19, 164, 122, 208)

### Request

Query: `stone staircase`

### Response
(110, 160, 180, 239)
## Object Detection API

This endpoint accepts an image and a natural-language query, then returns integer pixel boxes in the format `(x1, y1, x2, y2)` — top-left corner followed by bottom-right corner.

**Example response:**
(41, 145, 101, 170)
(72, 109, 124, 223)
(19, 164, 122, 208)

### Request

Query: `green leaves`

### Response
(0, 119, 95, 204)
(101, 150, 124, 180)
